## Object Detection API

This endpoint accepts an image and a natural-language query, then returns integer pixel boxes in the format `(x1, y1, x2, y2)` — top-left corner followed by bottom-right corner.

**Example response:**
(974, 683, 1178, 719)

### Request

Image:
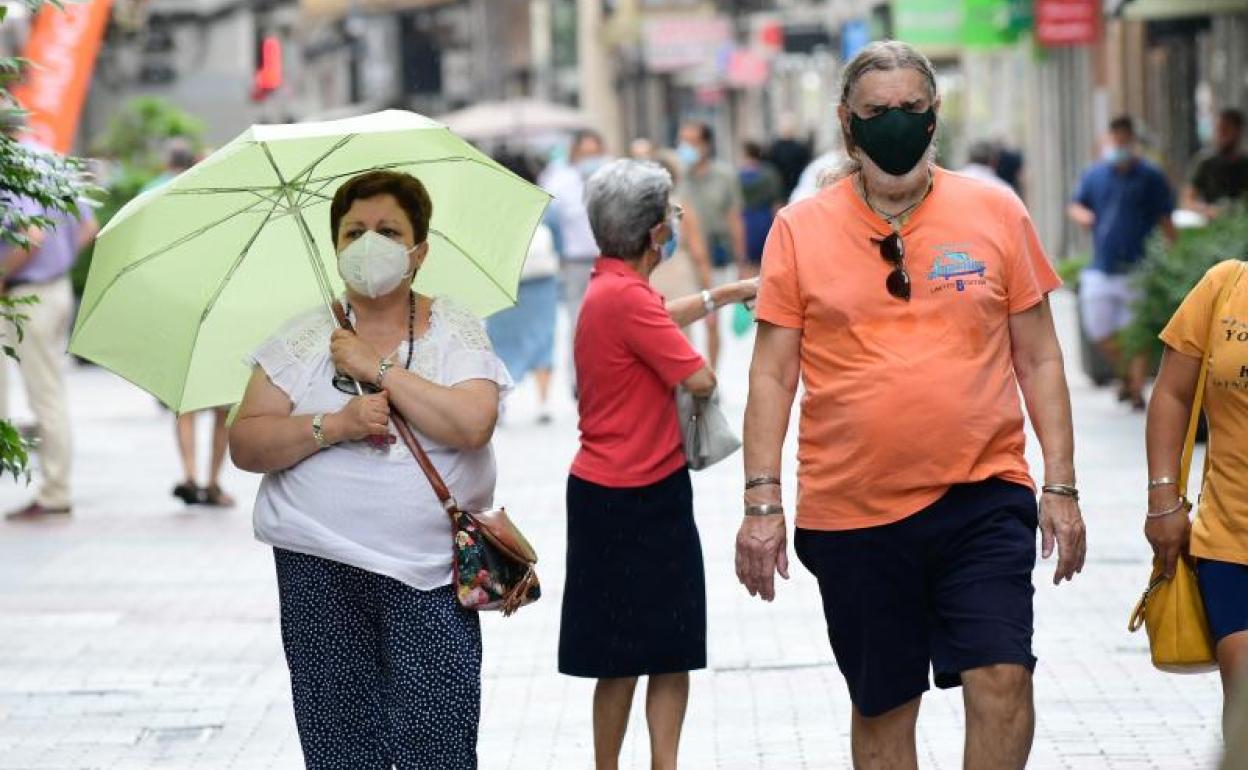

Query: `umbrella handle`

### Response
(331, 300, 457, 511)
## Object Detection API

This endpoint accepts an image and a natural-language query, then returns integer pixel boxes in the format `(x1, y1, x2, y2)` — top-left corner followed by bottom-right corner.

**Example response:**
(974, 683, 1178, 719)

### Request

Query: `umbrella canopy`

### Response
(70, 110, 550, 413)
(437, 98, 592, 141)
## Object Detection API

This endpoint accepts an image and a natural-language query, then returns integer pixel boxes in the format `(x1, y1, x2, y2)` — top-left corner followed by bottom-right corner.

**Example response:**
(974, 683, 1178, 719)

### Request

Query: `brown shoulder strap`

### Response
(332, 300, 457, 512)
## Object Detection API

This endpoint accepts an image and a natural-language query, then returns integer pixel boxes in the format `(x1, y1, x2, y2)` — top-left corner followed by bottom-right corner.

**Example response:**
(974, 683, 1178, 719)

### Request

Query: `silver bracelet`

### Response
(311, 413, 331, 450)
(1041, 484, 1079, 501)
(701, 289, 716, 315)
(745, 504, 784, 517)
(1148, 477, 1178, 490)
(1146, 497, 1189, 519)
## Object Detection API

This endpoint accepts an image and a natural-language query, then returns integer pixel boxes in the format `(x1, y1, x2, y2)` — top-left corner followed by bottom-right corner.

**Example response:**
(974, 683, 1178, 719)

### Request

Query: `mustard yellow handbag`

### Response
(1127, 262, 1245, 673)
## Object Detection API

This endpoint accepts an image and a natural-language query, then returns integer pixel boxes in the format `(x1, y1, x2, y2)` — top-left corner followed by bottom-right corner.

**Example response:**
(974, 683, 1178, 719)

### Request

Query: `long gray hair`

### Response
(584, 159, 672, 259)
(833, 40, 940, 180)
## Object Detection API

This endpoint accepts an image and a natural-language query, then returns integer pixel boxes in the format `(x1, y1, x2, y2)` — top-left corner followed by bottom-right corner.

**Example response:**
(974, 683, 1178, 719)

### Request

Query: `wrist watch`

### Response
(311, 413, 331, 449)
(700, 289, 716, 314)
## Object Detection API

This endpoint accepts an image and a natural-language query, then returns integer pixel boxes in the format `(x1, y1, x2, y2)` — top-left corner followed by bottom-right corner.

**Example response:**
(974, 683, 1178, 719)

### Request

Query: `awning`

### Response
(1118, 0, 1248, 19)
(299, 0, 456, 20)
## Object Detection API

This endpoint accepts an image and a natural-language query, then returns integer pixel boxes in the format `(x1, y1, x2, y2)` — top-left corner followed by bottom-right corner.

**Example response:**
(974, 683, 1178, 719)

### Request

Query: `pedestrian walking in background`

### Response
(993, 141, 1026, 199)
(676, 121, 746, 370)
(1068, 115, 1177, 410)
(738, 41, 1086, 770)
(766, 112, 812, 200)
(541, 129, 609, 393)
(0, 117, 98, 520)
(788, 133, 849, 204)
(487, 152, 559, 424)
(229, 170, 511, 769)
(1145, 259, 1248, 741)
(959, 140, 1011, 189)
(559, 159, 756, 770)
(142, 139, 236, 507)
(649, 150, 714, 340)
(738, 140, 785, 279)
(1183, 108, 1248, 219)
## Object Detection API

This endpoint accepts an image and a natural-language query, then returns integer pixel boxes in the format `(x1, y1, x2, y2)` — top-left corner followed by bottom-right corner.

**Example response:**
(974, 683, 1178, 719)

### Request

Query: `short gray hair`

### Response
(584, 159, 672, 259)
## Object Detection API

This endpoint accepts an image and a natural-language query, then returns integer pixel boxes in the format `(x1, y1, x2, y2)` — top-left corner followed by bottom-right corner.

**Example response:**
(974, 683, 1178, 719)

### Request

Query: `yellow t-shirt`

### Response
(1160, 259, 1248, 565)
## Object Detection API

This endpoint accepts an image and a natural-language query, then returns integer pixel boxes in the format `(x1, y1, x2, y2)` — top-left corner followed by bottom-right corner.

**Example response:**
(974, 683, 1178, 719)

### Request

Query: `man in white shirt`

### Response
(959, 140, 1011, 189)
(541, 129, 608, 393)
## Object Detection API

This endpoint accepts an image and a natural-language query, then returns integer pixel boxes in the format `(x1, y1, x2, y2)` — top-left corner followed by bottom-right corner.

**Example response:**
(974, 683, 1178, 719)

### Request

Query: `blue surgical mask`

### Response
(654, 214, 679, 261)
(576, 155, 608, 180)
(676, 143, 701, 169)
(661, 217, 679, 260)
(1102, 146, 1132, 166)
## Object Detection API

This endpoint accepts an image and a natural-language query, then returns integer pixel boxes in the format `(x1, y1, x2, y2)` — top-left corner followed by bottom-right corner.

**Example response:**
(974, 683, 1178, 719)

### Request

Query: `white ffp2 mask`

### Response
(336, 230, 416, 298)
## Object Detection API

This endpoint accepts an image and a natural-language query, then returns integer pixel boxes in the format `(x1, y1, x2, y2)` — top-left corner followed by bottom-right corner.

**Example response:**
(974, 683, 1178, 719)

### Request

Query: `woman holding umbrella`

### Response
(229, 170, 511, 768)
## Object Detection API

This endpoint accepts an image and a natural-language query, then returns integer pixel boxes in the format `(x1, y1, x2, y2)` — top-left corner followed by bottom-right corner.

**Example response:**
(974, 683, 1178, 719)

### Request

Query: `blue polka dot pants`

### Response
(273, 548, 482, 769)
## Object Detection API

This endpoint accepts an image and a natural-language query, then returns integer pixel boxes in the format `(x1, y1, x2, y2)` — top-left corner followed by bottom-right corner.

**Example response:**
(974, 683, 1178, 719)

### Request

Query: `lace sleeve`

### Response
(435, 298, 515, 394)
(245, 308, 333, 403)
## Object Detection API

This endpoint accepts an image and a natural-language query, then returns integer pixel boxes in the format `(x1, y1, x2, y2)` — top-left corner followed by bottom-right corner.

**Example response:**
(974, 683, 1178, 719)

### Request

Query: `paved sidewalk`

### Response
(0, 291, 1225, 769)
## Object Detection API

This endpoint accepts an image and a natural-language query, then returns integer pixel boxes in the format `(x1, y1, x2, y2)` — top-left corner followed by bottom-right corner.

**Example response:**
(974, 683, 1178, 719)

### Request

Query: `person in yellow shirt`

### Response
(1146, 259, 1248, 737)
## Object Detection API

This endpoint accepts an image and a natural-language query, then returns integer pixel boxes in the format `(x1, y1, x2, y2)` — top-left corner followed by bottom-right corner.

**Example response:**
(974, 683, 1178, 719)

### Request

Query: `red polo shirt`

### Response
(571, 257, 706, 488)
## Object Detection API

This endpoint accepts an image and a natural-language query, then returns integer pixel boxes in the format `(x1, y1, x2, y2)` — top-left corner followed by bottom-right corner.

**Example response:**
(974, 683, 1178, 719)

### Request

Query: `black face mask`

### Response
(850, 107, 937, 176)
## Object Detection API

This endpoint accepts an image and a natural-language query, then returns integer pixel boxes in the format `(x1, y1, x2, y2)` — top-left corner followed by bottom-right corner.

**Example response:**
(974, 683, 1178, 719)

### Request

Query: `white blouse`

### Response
(247, 296, 513, 590)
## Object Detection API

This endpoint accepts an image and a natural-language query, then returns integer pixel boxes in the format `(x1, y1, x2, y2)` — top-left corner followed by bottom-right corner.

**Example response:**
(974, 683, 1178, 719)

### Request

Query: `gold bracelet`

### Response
(1146, 497, 1188, 519)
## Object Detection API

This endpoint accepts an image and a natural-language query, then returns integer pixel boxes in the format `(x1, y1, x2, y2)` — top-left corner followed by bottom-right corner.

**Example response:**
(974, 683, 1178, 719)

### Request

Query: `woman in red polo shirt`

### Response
(558, 159, 756, 770)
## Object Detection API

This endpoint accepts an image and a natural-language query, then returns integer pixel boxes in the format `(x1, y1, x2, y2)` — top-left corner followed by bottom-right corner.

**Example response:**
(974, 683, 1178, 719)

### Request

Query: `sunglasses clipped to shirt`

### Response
(876, 231, 911, 302)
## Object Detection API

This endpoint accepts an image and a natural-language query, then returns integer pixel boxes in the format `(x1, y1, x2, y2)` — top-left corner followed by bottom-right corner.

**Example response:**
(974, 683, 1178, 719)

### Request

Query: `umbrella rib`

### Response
(175, 196, 284, 410)
(428, 227, 517, 304)
(74, 195, 284, 332)
(258, 142, 339, 311)
(289, 134, 358, 208)
(302, 156, 484, 186)
(168, 185, 285, 196)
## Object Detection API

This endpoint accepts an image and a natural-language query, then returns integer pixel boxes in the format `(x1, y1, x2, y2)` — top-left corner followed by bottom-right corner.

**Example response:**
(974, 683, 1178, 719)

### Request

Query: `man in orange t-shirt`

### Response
(736, 41, 1087, 769)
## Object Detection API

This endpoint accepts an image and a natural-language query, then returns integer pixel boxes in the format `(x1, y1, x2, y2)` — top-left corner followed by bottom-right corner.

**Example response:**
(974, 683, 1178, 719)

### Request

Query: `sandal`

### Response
(172, 482, 204, 505)
(202, 484, 236, 508)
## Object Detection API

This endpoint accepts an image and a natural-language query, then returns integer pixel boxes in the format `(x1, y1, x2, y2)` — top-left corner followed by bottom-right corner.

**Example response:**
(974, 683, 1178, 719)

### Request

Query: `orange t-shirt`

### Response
(755, 167, 1062, 531)
(1159, 259, 1248, 565)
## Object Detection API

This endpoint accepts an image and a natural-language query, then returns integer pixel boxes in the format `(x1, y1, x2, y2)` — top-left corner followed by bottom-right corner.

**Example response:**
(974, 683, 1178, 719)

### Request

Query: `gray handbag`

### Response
(675, 388, 742, 471)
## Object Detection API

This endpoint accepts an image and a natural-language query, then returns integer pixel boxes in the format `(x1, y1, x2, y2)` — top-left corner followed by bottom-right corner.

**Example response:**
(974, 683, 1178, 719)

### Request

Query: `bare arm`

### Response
(75, 215, 100, 252)
(380, 372, 500, 451)
(1067, 202, 1095, 229)
(665, 278, 758, 328)
(1009, 298, 1085, 584)
(229, 367, 391, 473)
(735, 322, 802, 601)
(1, 226, 42, 281)
(1144, 347, 1201, 577)
(329, 328, 500, 451)
(1159, 214, 1178, 245)
(681, 206, 713, 290)
(728, 205, 746, 275)
(682, 365, 716, 398)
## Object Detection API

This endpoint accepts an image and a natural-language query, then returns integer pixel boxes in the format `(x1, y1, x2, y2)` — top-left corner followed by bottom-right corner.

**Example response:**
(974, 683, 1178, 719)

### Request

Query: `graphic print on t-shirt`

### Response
(927, 243, 988, 296)
(1212, 314, 1248, 391)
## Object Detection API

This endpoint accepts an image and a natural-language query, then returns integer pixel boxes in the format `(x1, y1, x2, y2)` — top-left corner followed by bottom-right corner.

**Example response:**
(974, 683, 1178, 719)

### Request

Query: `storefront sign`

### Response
(1035, 0, 1101, 46)
(642, 15, 733, 73)
(11, 0, 112, 153)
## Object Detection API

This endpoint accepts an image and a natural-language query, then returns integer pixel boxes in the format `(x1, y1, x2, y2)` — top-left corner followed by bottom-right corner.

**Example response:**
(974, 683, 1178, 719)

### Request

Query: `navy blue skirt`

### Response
(559, 467, 707, 678)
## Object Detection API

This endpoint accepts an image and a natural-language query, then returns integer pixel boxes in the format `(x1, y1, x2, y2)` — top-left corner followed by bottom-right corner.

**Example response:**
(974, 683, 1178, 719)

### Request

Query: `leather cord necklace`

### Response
(861, 169, 934, 231)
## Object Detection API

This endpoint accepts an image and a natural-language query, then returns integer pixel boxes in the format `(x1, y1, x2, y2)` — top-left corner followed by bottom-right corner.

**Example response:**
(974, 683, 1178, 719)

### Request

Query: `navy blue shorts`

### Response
(1197, 558, 1248, 643)
(795, 478, 1038, 718)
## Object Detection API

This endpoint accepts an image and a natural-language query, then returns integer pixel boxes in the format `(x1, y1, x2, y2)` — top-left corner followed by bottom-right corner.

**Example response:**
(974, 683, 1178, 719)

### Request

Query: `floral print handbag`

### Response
(332, 302, 539, 615)
(451, 507, 541, 614)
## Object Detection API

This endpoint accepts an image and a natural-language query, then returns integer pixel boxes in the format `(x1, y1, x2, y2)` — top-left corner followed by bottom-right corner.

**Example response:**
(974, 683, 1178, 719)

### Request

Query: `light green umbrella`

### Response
(70, 110, 551, 413)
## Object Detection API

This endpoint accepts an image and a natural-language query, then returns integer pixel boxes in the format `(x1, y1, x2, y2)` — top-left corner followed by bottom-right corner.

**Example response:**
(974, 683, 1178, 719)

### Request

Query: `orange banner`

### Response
(11, 0, 113, 154)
